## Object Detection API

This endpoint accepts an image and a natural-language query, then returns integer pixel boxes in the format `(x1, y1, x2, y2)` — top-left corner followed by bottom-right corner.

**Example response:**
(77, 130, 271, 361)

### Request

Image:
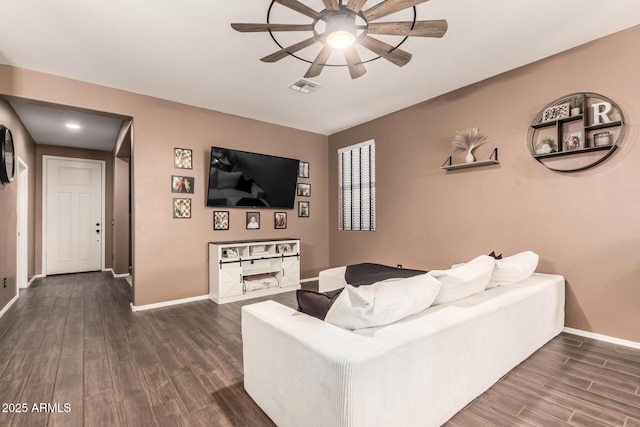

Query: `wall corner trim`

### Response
(563, 327, 640, 350)
(0, 294, 19, 319)
(130, 295, 209, 312)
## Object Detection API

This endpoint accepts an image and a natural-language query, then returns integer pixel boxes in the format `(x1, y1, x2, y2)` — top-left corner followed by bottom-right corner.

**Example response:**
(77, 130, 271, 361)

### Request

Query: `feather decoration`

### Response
(451, 128, 488, 153)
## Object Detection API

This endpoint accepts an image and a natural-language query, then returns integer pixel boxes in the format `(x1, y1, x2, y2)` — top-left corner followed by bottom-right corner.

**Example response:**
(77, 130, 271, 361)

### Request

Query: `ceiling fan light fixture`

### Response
(325, 13, 356, 49)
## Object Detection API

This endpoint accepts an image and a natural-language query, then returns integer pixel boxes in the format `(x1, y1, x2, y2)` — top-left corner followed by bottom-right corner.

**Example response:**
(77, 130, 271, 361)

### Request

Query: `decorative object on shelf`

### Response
(298, 201, 310, 217)
(542, 103, 569, 122)
(174, 147, 193, 169)
(442, 148, 499, 171)
(173, 198, 191, 219)
(0, 125, 15, 185)
(222, 247, 239, 258)
(276, 243, 291, 254)
(274, 212, 287, 229)
(594, 131, 611, 147)
(527, 92, 625, 173)
(246, 212, 260, 229)
(298, 161, 309, 178)
(297, 183, 311, 197)
(569, 97, 582, 116)
(231, 2, 448, 80)
(563, 131, 583, 151)
(171, 175, 194, 193)
(451, 127, 489, 163)
(535, 137, 556, 155)
(213, 211, 230, 230)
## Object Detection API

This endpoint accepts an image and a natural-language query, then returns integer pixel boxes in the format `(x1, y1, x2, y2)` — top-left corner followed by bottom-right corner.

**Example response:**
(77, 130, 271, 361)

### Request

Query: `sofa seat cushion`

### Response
(324, 273, 442, 331)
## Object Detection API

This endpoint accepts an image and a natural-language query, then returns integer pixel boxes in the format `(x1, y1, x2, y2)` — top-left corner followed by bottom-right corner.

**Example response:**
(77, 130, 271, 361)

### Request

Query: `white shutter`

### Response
(338, 140, 375, 231)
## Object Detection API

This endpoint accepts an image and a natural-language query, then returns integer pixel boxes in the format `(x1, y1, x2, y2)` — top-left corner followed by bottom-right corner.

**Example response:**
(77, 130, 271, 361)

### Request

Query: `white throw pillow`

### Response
(324, 274, 442, 331)
(430, 255, 495, 305)
(486, 251, 539, 289)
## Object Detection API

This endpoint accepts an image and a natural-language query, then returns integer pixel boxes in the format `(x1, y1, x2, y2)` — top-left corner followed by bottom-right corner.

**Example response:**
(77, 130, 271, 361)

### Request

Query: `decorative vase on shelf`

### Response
(451, 128, 488, 165)
(570, 107, 581, 117)
(465, 150, 475, 163)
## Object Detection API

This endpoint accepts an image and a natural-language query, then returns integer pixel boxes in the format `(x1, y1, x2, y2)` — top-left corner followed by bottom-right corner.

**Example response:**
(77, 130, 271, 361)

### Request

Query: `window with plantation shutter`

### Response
(338, 140, 375, 231)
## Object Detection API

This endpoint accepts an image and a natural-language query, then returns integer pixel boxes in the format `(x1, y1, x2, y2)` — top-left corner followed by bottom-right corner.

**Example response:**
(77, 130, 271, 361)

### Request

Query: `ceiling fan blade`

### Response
(322, 0, 340, 11)
(367, 20, 448, 37)
(343, 46, 367, 79)
(304, 45, 333, 78)
(364, 0, 429, 22)
(231, 23, 315, 32)
(346, 0, 368, 12)
(359, 36, 412, 67)
(275, 0, 322, 19)
(261, 37, 318, 62)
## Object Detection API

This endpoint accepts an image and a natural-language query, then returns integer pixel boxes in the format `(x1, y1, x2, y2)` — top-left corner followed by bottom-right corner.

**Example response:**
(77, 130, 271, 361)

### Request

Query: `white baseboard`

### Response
(24, 274, 45, 288)
(130, 295, 208, 312)
(0, 294, 19, 319)
(104, 268, 130, 278)
(563, 327, 640, 350)
(300, 276, 319, 283)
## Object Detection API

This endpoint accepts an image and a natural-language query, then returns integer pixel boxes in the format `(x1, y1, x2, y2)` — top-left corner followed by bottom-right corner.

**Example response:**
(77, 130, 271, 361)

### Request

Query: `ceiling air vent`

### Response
(288, 78, 321, 94)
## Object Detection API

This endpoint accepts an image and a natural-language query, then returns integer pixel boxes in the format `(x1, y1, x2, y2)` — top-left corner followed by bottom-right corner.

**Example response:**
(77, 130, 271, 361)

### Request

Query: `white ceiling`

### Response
(1, 0, 639, 143)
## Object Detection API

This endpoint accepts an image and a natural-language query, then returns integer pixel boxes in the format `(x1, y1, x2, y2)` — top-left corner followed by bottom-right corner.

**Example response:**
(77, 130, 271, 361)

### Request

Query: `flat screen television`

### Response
(206, 146, 299, 209)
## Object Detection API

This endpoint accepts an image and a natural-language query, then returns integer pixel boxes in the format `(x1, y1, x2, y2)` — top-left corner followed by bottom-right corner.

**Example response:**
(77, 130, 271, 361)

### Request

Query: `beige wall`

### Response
(0, 99, 36, 312)
(329, 25, 640, 342)
(0, 65, 330, 307)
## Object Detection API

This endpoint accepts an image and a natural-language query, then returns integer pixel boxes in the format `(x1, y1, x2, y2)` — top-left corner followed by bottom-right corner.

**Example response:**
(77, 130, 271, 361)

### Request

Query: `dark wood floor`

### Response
(0, 273, 639, 426)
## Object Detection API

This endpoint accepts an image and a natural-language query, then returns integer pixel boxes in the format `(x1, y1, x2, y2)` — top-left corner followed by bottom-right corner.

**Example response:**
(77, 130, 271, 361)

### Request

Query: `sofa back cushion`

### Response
(324, 274, 442, 331)
(296, 288, 344, 320)
(430, 255, 495, 305)
(486, 251, 539, 289)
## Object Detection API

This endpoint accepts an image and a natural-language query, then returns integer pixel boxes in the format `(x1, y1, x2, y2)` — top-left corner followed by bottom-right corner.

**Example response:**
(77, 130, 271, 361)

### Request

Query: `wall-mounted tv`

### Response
(206, 147, 299, 209)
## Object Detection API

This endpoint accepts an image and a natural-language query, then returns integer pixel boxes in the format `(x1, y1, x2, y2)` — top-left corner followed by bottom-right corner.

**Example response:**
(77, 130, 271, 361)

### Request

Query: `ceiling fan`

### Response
(231, 0, 448, 79)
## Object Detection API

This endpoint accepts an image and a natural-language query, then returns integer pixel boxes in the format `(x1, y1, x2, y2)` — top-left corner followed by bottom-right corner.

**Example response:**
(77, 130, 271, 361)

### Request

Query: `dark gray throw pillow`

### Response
(296, 288, 344, 320)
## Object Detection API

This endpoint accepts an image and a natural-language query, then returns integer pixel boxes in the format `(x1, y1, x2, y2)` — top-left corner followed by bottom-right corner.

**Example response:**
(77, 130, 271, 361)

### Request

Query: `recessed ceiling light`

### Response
(65, 123, 81, 130)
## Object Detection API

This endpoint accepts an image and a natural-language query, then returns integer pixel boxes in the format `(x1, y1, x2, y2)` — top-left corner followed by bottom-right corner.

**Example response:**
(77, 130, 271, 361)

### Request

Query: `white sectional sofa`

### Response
(242, 272, 565, 427)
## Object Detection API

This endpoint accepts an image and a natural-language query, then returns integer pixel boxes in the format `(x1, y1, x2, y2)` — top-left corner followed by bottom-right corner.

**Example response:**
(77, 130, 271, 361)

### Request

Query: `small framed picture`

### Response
(213, 211, 229, 230)
(298, 161, 309, 178)
(246, 212, 260, 229)
(274, 212, 287, 229)
(298, 201, 309, 218)
(173, 198, 191, 219)
(542, 103, 569, 122)
(276, 243, 291, 254)
(297, 183, 311, 197)
(564, 131, 583, 151)
(171, 175, 194, 193)
(174, 148, 193, 169)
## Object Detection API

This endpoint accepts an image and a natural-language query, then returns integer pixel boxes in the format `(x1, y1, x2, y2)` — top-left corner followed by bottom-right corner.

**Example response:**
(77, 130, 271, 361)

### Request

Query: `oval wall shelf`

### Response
(527, 92, 625, 173)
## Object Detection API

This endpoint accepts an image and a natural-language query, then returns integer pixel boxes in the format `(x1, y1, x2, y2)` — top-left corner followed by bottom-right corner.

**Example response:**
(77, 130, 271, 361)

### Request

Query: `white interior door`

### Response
(45, 157, 103, 275)
(17, 158, 28, 288)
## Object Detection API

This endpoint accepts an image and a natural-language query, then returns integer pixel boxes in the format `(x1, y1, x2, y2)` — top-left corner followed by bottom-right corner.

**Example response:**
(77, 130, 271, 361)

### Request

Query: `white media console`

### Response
(208, 239, 301, 304)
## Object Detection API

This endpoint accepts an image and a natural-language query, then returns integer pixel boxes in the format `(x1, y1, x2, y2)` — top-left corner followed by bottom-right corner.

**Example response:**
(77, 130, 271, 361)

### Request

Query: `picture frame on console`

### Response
(213, 211, 229, 230)
(274, 212, 287, 229)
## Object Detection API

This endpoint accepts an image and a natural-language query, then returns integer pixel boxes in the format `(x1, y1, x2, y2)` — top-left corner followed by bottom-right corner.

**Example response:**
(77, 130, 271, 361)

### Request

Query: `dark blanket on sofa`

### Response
(345, 263, 427, 286)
